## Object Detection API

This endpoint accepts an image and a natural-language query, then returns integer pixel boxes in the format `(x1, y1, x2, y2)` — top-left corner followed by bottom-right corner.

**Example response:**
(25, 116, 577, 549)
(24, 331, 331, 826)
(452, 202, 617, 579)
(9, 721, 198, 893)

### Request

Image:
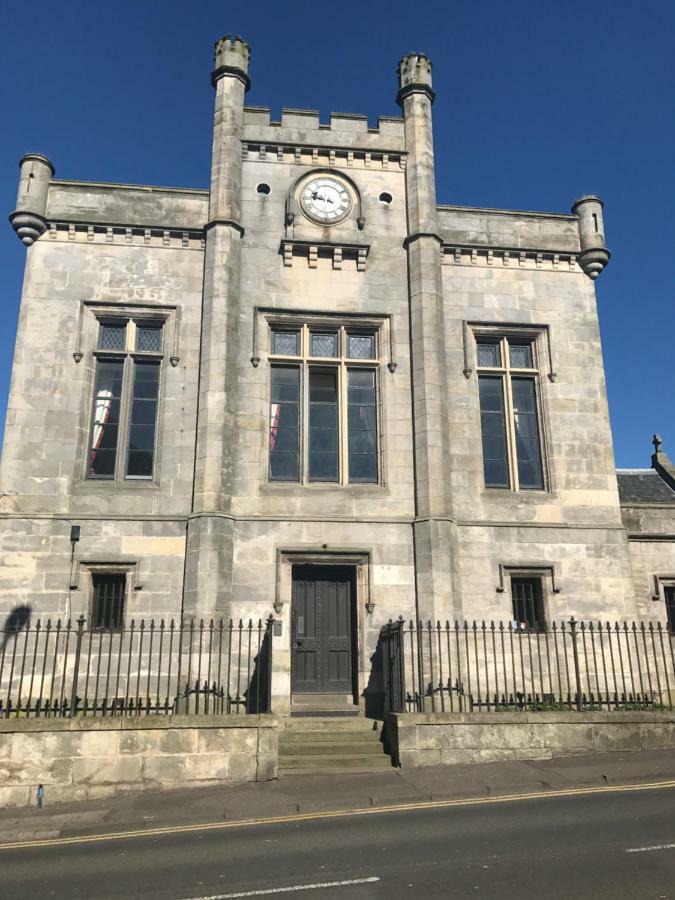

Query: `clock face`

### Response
(300, 177, 352, 224)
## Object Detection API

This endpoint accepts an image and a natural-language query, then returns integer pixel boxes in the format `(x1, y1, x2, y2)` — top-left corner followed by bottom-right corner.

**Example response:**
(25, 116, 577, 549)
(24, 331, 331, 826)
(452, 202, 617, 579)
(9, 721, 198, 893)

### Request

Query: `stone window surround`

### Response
(72, 561, 140, 628)
(74, 300, 180, 368)
(74, 302, 179, 488)
(462, 320, 556, 382)
(469, 323, 552, 494)
(258, 310, 395, 489)
(651, 574, 675, 603)
(496, 563, 560, 626)
(250, 307, 396, 372)
(496, 563, 560, 595)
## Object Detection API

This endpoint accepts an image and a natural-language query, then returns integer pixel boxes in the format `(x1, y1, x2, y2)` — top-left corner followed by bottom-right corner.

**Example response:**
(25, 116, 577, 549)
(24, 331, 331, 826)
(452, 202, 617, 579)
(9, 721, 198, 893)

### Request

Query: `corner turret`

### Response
(572, 194, 610, 279)
(396, 52, 434, 105)
(9, 153, 54, 246)
(212, 34, 251, 89)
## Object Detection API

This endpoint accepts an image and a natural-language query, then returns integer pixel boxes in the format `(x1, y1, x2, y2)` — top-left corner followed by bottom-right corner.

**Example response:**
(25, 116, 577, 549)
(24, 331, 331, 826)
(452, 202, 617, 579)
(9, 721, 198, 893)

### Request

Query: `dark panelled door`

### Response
(291, 566, 354, 693)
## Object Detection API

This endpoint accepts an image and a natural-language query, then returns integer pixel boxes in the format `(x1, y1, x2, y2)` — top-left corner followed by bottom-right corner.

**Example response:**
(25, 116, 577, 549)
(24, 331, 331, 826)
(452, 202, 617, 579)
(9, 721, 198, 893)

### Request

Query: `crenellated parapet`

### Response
(242, 107, 405, 155)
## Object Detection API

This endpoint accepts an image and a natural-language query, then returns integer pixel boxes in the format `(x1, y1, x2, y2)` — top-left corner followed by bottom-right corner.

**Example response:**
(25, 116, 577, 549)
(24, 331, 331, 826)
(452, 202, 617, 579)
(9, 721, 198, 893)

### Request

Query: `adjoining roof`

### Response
(617, 470, 675, 504)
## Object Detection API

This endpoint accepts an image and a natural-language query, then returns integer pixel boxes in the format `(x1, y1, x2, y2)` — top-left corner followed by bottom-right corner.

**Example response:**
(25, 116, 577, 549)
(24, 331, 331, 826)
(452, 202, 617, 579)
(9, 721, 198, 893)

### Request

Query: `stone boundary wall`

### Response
(387, 711, 675, 768)
(0, 715, 278, 809)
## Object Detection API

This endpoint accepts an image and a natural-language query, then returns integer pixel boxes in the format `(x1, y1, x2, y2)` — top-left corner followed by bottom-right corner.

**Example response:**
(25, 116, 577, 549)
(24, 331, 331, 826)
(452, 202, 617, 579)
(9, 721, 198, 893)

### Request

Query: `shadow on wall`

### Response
(244, 627, 272, 714)
(363, 632, 387, 720)
(0, 605, 32, 653)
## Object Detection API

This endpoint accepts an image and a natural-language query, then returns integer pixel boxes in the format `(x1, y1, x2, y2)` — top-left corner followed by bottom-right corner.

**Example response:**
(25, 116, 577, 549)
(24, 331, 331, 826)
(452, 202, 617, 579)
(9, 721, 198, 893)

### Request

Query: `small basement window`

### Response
(511, 577, 546, 630)
(91, 573, 126, 630)
(665, 585, 675, 634)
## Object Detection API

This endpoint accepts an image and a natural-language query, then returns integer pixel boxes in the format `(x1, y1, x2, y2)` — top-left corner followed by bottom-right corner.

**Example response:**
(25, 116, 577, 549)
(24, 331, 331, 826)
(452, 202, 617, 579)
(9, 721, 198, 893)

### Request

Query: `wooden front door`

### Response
(291, 565, 355, 694)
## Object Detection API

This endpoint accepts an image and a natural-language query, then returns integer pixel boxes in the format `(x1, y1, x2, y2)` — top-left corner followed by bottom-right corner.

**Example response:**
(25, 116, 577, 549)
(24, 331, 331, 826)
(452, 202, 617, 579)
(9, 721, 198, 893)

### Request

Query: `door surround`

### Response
(275, 550, 372, 616)
(274, 550, 372, 708)
(291, 564, 356, 695)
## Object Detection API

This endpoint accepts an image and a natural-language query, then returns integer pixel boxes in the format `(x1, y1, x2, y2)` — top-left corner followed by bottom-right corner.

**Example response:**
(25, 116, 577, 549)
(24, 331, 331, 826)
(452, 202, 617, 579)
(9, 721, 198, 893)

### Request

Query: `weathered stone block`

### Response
(183, 753, 230, 781)
(196, 726, 256, 754)
(228, 752, 258, 782)
(142, 755, 187, 784)
(398, 748, 441, 767)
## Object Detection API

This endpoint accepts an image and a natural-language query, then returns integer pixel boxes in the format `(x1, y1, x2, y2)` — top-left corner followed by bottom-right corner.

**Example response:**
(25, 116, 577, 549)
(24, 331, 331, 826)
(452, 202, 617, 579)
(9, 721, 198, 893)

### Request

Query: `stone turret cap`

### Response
(18, 153, 55, 176)
(571, 194, 604, 214)
(396, 52, 435, 105)
(212, 34, 251, 90)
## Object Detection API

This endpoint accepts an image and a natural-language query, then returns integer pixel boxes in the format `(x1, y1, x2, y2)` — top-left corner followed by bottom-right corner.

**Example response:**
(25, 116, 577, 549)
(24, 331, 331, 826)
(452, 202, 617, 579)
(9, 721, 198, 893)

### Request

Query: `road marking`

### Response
(181, 876, 379, 899)
(625, 842, 675, 854)
(1, 780, 674, 853)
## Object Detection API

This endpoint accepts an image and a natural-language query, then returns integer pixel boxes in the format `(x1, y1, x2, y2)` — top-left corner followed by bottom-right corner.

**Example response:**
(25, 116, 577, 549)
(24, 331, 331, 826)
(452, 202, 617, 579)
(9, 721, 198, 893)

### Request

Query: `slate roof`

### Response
(616, 469, 675, 504)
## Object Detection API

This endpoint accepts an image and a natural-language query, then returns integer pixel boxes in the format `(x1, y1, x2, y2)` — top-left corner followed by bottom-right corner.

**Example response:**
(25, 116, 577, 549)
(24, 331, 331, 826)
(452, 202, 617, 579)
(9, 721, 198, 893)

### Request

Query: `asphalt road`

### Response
(1, 786, 674, 899)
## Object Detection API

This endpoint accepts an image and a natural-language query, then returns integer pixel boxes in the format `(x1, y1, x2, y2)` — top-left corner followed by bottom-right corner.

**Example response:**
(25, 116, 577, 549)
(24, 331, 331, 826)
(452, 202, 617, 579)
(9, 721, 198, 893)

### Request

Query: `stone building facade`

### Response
(2, 34, 673, 712)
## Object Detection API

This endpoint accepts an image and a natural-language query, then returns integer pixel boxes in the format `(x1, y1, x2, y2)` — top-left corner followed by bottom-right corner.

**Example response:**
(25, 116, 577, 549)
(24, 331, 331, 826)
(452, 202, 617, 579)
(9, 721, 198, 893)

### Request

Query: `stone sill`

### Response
(481, 489, 552, 499)
(0, 714, 278, 734)
(71, 480, 161, 492)
(259, 482, 390, 497)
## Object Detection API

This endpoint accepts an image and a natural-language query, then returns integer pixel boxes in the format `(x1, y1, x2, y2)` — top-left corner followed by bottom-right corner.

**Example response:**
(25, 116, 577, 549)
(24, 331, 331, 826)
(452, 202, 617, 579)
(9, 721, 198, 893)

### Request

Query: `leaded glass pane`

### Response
(269, 366, 300, 481)
(308, 369, 338, 480)
(98, 322, 126, 351)
(509, 342, 533, 369)
(348, 369, 377, 482)
(136, 324, 163, 352)
(310, 333, 338, 358)
(478, 375, 509, 488)
(347, 334, 375, 359)
(476, 341, 501, 367)
(126, 361, 160, 478)
(88, 359, 124, 477)
(272, 331, 300, 356)
(512, 377, 543, 489)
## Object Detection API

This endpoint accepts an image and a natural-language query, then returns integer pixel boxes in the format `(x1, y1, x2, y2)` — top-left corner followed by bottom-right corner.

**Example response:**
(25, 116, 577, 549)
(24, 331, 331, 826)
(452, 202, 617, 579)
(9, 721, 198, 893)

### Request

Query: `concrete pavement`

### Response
(1, 748, 675, 847)
(1, 783, 674, 898)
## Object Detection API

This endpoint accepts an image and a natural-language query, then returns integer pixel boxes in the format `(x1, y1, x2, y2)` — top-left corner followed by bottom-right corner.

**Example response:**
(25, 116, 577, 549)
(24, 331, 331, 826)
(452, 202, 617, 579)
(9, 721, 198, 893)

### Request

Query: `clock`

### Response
(299, 177, 352, 224)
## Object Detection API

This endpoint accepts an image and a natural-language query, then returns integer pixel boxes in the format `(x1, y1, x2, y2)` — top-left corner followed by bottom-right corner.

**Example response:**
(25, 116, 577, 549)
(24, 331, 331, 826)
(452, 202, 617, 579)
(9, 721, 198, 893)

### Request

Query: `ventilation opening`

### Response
(256, 183, 271, 195)
(379, 192, 393, 205)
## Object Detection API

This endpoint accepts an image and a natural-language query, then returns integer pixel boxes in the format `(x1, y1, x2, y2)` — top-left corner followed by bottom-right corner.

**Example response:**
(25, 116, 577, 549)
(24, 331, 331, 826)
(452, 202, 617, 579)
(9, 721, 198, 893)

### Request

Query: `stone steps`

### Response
(279, 717, 379, 733)
(282, 740, 384, 756)
(277, 765, 393, 777)
(278, 717, 392, 777)
(290, 694, 361, 718)
(281, 731, 381, 745)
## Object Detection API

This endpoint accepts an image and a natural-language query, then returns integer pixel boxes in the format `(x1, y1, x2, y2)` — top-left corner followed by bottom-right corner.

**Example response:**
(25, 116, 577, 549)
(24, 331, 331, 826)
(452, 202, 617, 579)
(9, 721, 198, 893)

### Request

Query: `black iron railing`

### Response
(376, 618, 675, 716)
(0, 616, 274, 718)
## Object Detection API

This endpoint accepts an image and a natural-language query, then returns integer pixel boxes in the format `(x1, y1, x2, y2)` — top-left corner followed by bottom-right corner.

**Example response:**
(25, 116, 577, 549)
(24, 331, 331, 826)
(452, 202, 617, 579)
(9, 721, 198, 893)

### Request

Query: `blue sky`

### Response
(0, 0, 673, 467)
